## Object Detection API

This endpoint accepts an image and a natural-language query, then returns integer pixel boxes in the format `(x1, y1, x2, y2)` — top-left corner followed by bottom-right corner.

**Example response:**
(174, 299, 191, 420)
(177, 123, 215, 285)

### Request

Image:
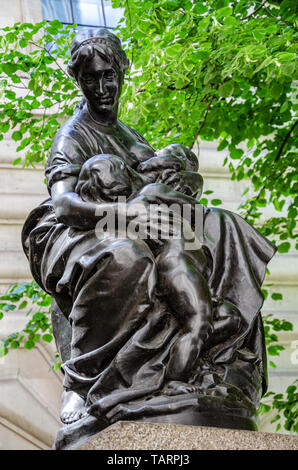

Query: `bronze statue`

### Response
(22, 28, 276, 450)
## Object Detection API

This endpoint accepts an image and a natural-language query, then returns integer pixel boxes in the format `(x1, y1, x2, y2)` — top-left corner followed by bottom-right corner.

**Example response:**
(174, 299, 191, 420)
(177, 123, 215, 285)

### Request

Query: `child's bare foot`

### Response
(60, 390, 88, 424)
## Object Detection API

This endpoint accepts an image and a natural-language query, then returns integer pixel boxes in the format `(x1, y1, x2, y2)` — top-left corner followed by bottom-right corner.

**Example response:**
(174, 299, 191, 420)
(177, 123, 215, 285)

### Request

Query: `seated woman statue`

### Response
(22, 28, 276, 449)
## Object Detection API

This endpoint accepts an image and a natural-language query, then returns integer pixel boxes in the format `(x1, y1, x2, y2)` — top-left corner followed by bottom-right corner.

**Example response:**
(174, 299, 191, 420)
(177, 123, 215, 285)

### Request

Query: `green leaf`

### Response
(42, 334, 53, 343)
(267, 345, 285, 356)
(13, 157, 22, 166)
(12, 131, 23, 141)
(286, 385, 297, 394)
(247, 138, 254, 149)
(217, 6, 233, 17)
(211, 199, 222, 206)
(278, 242, 291, 253)
(258, 403, 271, 414)
(48, 19, 63, 28)
(271, 293, 283, 301)
(262, 289, 268, 300)
(280, 102, 288, 113)
(41, 99, 53, 108)
(0, 345, 8, 358)
(270, 414, 281, 424)
(32, 312, 45, 321)
(280, 63, 295, 76)
(5, 90, 16, 100)
(193, 4, 208, 15)
(253, 29, 266, 41)
(218, 81, 234, 98)
(217, 139, 228, 151)
(165, 44, 182, 58)
(230, 148, 244, 159)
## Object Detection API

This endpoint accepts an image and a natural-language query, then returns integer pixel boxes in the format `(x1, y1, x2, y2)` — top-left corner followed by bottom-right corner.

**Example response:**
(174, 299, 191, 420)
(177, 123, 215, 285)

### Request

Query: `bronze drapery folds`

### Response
(22, 28, 276, 450)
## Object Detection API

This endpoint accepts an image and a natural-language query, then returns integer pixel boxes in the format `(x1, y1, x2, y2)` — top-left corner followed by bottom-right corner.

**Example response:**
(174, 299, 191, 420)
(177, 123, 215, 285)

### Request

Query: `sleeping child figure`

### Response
(75, 146, 212, 383)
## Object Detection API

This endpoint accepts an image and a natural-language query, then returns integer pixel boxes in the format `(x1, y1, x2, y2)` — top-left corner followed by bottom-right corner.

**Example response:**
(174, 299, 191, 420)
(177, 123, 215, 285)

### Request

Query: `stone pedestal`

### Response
(77, 421, 298, 450)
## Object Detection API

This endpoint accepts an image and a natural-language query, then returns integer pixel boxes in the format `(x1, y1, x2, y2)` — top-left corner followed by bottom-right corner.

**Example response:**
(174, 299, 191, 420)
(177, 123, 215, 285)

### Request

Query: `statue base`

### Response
(75, 421, 298, 450)
(53, 390, 262, 449)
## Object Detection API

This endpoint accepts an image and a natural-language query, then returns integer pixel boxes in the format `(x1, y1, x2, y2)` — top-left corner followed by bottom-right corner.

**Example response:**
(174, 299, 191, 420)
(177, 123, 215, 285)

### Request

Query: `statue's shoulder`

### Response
(118, 120, 151, 145)
(53, 110, 85, 143)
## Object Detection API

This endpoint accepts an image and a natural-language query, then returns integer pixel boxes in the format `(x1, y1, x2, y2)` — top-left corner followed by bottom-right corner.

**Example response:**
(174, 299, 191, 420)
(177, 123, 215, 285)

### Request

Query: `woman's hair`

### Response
(67, 28, 130, 83)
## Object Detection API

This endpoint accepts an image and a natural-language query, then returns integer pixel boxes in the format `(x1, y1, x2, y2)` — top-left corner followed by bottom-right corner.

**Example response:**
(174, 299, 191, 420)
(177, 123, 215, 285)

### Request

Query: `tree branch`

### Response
(240, 0, 268, 21)
(237, 120, 297, 220)
(126, 0, 134, 74)
(167, 83, 190, 91)
(274, 120, 298, 163)
(264, 6, 297, 30)
(28, 39, 80, 90)
(189, 94, 215, 149)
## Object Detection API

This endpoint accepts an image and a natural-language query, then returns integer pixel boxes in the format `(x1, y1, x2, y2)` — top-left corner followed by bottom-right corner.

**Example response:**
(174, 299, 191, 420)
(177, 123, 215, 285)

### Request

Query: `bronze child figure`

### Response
(75, 150, 212, 382)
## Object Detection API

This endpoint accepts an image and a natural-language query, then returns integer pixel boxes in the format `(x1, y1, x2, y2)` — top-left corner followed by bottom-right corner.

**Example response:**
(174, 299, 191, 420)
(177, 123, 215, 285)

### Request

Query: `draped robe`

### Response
(22, 102, 276, 449)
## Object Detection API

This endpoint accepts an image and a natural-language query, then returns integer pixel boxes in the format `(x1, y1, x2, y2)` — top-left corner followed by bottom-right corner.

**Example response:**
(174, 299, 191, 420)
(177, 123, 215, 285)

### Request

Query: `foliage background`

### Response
(0, 0, 297, 433)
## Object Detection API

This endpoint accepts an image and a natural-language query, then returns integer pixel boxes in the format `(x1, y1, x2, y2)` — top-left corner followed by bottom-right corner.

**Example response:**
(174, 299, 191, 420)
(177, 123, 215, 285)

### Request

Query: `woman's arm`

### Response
(137, 155, 186, 173)
(51, 176, 116, 230)
(52, 176, 181, 241)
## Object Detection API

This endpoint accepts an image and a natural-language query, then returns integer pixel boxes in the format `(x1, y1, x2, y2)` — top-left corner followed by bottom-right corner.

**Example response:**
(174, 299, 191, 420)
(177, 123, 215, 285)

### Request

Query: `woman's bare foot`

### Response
(60, 390, 88, 424)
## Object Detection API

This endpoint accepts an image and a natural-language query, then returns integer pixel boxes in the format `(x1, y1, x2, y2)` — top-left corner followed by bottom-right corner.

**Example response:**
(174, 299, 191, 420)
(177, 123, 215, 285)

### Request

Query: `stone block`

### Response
(77, 421, 298, 451)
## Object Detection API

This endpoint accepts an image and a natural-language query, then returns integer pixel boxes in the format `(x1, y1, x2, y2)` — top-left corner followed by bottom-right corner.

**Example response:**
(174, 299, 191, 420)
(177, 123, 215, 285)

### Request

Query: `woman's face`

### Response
(77, 49, 121, 119)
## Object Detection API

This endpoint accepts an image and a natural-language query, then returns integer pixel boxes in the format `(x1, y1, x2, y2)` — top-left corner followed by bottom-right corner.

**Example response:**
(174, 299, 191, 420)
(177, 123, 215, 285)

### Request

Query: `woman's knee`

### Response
(112, 238, 155, 270)
(112, 238, 157, 299)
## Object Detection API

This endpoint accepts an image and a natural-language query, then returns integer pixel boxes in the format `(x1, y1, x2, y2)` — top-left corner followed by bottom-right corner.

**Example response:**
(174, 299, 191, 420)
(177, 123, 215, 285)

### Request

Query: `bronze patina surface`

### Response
(21, 28, 276, 450)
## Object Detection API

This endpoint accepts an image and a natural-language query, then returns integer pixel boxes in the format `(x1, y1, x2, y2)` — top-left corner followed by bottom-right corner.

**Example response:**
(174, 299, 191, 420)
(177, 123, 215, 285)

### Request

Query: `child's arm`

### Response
(137, 154, 186, 174)
(137, 182, 199, 210)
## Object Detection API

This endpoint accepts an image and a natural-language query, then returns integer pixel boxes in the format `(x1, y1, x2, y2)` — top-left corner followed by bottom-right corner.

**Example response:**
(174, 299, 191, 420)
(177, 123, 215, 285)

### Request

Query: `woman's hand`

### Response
(124, 196, 177, 241)
(125, 192, 199, 245)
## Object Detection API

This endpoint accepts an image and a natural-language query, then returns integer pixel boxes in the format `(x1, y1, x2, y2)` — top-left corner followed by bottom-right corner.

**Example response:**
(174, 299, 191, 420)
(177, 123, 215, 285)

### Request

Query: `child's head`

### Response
(76, 154, 132, 202)
(155, 144, 199, 172)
